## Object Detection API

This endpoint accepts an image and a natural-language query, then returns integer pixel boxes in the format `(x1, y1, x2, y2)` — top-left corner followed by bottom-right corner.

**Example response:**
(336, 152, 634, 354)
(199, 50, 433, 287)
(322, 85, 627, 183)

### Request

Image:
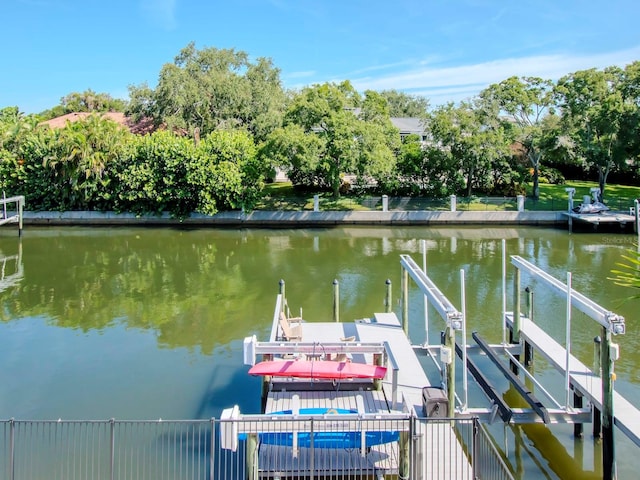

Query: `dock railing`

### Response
(0, 194, 24, 236)
(1, 416, 513, 480)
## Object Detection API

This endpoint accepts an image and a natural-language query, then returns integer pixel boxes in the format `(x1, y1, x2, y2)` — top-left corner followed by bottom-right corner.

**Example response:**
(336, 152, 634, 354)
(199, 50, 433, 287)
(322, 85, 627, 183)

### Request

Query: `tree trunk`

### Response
(530, 151, 541, 200)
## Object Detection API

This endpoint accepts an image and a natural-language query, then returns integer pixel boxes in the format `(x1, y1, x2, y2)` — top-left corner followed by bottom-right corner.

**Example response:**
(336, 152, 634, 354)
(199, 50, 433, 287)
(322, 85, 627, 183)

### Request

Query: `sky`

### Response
(3, 0, 640, 114)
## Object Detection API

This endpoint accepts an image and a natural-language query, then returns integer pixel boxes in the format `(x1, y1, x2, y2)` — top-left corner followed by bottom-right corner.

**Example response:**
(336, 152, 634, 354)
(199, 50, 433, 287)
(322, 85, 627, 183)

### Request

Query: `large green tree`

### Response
(378, 90, 429, 117)
(283, 82, 397, 197)
(127, 43, 285, 142)
(429, 101, 510, 197)
(480, 76, 554, 199)
(555, 67, 630, 199)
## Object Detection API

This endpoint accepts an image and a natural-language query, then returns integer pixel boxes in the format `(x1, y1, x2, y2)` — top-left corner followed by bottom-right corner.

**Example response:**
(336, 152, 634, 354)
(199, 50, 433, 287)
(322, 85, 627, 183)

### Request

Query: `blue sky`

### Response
(3, 0, 639, 114)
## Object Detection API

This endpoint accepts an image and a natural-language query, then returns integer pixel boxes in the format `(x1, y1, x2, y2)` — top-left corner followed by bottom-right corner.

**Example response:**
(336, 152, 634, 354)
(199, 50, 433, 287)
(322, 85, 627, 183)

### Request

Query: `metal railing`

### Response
(0, 416, 513, 480)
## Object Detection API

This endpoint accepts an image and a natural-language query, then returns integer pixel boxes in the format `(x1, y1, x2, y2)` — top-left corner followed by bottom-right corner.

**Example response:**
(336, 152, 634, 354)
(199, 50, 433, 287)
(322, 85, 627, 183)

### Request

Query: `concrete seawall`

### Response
(22, 210, 567, 227)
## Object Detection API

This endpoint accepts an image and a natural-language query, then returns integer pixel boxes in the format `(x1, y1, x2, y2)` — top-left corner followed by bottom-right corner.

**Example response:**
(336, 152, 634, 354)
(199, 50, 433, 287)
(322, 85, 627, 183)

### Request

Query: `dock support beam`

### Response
(402, 268, 409, 335)
(601, 327, 616, 480)
(333, 279, 339, 323)
(385, 279, 392, 313)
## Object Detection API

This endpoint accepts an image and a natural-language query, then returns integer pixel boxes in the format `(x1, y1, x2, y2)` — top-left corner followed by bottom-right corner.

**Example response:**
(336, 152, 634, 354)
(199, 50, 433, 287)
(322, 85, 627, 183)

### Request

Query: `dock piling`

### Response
(601, 327, 617, 480)
(385, 279, 392, 313)
(524, 286, 534, 367)
(593, 336, 602, 438)
(332, 279, 339, 322)
(510, 267, 522, 374)
(401, 268, 409, 335)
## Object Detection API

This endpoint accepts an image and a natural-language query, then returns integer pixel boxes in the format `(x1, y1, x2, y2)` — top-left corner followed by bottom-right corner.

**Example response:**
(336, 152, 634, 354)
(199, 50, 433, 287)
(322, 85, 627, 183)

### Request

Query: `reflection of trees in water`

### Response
(0, 227, 637, 371)
(0, 231, 266, 354)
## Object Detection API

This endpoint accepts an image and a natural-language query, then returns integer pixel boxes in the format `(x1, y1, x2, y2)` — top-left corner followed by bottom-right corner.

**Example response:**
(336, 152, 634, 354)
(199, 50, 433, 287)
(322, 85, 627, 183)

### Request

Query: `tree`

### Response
(555, 67, 630, 199)
(429, 101, 510, 197)
(480, 76, 554, 199)
(127, 43, 285, 142)
(260, 125, 325, 188)
(283, 82, 397, 197)
(39, 90, 128, 120)
(379, 90, 429, 117)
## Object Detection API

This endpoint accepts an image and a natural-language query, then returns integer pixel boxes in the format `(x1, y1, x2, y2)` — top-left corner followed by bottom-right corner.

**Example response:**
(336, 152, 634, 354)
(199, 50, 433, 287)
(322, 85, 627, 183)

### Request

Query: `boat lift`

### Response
(400, 241, 634, 480)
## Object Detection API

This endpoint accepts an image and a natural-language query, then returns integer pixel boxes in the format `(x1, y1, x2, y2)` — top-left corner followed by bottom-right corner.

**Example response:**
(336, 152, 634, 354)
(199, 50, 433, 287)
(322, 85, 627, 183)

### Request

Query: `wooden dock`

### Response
(562, 211, 637, 232)
(253, 311, 473, 479)
(506, 313, 640, 447)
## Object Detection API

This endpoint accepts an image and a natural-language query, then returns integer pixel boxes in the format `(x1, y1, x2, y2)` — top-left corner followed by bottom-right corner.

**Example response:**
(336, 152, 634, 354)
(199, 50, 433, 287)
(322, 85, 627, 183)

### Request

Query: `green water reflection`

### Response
(0, 225, 638, 478)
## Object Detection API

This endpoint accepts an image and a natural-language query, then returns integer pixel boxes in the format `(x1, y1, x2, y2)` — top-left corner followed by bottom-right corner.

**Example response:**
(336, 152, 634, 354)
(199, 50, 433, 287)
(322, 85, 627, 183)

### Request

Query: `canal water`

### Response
(0, 225, 638, 478)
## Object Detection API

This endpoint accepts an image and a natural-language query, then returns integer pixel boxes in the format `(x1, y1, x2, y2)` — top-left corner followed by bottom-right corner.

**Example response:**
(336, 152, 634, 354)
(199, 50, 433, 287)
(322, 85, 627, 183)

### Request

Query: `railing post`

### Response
(472, 418, 479, 480)
(9, 418, 15, 480)
(110, 418, 115, 480)
(209, 418, 215, 480)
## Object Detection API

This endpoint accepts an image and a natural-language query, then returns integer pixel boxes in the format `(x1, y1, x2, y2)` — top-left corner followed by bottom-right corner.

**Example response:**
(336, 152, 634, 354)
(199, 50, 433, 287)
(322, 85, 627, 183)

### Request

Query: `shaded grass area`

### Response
(257, 181, 640, 212)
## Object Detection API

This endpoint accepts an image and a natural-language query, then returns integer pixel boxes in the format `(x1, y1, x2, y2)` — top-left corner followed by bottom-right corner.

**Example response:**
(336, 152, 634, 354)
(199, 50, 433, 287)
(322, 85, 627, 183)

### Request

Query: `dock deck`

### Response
(561, 211, 636, 230)
(256, 311, 473, 479)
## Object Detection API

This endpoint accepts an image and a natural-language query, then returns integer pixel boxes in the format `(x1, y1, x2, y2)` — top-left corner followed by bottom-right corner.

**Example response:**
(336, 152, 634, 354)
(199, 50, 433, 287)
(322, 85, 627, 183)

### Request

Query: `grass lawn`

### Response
(530, 181, 640, 211)
(259, 180, 640, 212)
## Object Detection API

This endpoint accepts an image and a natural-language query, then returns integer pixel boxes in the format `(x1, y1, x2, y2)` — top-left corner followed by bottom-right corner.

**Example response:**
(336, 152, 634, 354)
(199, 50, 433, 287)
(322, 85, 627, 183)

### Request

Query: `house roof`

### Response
(40, 112, 155, 134)
(390, 117, 425, 135)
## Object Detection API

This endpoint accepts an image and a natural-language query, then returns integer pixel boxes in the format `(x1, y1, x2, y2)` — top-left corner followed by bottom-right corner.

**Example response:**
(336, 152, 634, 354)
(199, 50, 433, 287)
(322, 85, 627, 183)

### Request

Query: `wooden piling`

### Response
(245, 433, 258, 480)
(446, 326, 456, 416)
(573, 388, 584, 437)
(593, 336, 602, 438)
(402, 268, 409, 334)
(510, 267, 521, 374)
(385, 279, 392, 313)
(333, 279, 339, 323)
(601, 327, 616, 480)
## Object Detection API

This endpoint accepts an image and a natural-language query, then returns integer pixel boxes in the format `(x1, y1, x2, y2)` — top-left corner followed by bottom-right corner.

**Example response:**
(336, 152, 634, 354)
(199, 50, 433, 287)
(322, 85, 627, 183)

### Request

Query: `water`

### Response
(0, 225, 638, 478)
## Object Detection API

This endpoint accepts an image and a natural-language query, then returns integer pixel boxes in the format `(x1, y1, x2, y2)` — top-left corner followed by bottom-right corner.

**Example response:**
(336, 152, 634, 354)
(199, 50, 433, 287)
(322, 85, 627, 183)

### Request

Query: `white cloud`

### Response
(349, 46, 640, 105)
(140, 0, 177, 30)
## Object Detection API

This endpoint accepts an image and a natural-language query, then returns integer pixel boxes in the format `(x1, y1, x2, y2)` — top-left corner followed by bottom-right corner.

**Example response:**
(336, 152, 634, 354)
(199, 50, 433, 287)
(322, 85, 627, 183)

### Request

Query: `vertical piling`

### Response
(333, 279, 339, 323)
(510, 267, 521, 374)
(279, 279, 285, 314)
(446, 326, 456, 416)
(18, 197, 23, 237)
(574, 389, 584, 437)
(524, 286, 534, 367)
(385, 279, 392, 313)
(402, 268, 409, 335)
(601, 327, 616, 480)
(246, 434, 258, 480)
(593, 336, 602, 438)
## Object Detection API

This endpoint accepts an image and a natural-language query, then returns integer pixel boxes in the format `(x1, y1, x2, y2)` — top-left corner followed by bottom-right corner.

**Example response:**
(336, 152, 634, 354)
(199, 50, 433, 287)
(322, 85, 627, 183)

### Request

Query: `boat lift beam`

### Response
(473, 332, 550, 424)
(510, 256, 625, 335)
(400, 255, 463, 328)
(454, 341, 513, 423)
